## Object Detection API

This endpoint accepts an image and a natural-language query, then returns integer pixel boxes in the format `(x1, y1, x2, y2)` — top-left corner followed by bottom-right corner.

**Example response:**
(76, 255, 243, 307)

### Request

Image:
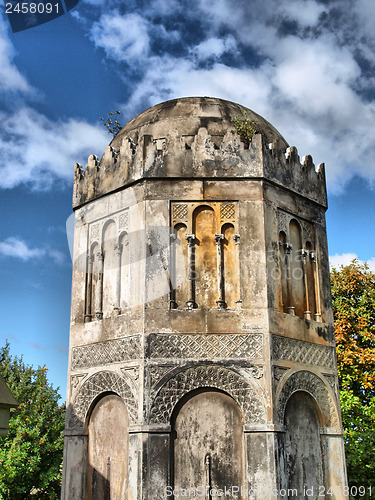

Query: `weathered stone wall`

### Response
(62, 97, 347, 500)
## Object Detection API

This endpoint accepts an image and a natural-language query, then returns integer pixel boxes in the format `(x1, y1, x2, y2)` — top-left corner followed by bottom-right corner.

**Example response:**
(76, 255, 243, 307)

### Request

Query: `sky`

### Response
(0, 0, 375, 401)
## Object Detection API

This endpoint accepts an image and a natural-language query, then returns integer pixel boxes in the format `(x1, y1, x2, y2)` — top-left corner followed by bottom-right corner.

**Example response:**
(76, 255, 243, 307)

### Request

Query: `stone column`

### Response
(311, 251, 322, 321)
(185, 234, 196, 309)
(244, 425, 280, 500)
(285, 243, 294, 315)
(214, 233, 225, 309)
(61, 430, 88, 500)
(84, 254, 93, 323)
(233, 234, 242, 308)
(169, 233, 178, 309)
(114, 243, 123, 315)
(321, 431, 348, 500)
(131, 425, 171, 500)
(95, 251, 103, 320)
(301, 249, 311, 320)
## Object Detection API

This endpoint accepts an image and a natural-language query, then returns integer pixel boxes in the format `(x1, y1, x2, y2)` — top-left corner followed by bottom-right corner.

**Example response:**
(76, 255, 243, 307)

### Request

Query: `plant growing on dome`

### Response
(232, 113, 257, 148)
(100, 110, 122, 136)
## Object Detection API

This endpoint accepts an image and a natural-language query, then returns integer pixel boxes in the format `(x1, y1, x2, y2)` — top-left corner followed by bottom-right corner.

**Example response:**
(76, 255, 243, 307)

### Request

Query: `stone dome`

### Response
(111, 96, 288, 150)
(74, 96, 326, 209)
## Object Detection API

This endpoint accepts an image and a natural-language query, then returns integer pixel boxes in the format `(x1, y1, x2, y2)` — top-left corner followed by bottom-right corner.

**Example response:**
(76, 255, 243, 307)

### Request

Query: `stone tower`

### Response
(61, 97, 347, 499)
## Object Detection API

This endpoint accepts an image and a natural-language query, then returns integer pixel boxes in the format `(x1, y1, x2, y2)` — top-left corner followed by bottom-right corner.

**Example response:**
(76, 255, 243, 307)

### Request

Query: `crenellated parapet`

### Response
(265, 140, 327, 207)
(73, 97, 327, 209)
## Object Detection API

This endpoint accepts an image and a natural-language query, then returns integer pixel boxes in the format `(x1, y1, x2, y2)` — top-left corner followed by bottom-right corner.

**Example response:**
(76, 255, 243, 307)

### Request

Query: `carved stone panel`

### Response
(276, 370, 339, 428)
(148, 365, 175, 390)
(70, 373, 87, 400)
(149, 364, 266, 425)
(272, 336, 335, 369)
(172, 203, 188, 224)
(118, 210, 129, 231)
(69, 371, 138, 428)
(71, 336, 141, 369)
(149, 333, 263, 359)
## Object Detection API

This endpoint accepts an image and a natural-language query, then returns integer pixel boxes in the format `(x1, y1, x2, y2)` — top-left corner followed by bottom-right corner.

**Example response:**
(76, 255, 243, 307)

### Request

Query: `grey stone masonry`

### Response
(62, 97, 347, 500)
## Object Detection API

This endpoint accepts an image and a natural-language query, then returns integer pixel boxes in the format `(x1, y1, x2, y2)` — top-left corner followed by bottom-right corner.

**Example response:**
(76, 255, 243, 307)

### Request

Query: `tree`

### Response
(331, 260, 375, 494)
(0, 342, 65, 500)
(100, 110, 122, 136)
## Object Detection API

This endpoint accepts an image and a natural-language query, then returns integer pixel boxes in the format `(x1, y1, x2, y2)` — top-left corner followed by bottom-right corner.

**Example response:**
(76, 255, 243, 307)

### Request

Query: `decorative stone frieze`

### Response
(71, 336, 141, 369)
(148, 333, 263, 359)
(149, 364, 266, 424)
(272, 335, 335, 369)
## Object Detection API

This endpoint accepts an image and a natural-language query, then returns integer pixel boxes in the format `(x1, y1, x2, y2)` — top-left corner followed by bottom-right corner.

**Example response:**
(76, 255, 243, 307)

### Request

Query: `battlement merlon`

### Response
(72, 98, 327, 209)
(73, 133, 327, 210)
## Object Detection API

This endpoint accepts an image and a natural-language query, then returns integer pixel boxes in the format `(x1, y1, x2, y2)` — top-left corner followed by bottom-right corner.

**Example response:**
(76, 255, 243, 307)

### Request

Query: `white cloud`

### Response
(1, 0, 375, 195)
(0, 108, 108, 189)
(0, 237, 45, 261)
(191, 36, 238, 61)
(122, 56, 275, 120)
(0, 20, 32, 94)
(0, 236, 66, 264)
(91, 12, 150, 60)
(279, 0, 328, 28)
(0, 17, 109, 191)
(330, 253, 375, 272)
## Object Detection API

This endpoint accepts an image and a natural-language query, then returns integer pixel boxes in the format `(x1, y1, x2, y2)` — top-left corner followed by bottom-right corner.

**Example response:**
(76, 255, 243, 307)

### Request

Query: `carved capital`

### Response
(114, 243, 123, 255)
(185, 233, 196, 246)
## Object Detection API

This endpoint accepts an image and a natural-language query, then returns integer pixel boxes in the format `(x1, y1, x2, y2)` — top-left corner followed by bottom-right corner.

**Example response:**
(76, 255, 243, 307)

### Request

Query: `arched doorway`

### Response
(86, 393, 129, 500)
(283, 391, 324, 499)
(172, 389, 245, 498)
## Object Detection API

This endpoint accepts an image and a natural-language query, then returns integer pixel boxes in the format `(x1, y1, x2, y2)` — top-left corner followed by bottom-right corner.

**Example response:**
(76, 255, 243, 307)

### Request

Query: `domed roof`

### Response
(111, 97, 288, 150)
(73, 96, 326, 209)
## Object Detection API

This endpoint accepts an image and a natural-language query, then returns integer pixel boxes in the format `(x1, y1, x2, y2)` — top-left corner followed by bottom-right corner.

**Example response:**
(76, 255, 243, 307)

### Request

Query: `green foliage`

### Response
(331, 261, 375, 495)
(232, 113, 257, 148)
(100, 110, 122, 136)
(0, 342, 65, 500)
(340, 390, 375, 491)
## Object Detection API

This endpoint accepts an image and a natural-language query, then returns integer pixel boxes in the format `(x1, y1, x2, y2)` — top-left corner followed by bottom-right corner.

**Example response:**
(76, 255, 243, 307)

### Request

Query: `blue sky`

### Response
(1, 0, 375, 401)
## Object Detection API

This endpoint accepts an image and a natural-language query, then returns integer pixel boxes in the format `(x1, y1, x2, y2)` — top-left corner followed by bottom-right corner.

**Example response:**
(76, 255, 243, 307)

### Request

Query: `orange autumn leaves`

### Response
(331, 260, 375, 400)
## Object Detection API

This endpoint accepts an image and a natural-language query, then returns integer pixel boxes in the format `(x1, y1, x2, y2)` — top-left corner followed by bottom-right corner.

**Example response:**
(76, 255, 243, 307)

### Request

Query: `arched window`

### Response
(169, 201, 240, 310)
